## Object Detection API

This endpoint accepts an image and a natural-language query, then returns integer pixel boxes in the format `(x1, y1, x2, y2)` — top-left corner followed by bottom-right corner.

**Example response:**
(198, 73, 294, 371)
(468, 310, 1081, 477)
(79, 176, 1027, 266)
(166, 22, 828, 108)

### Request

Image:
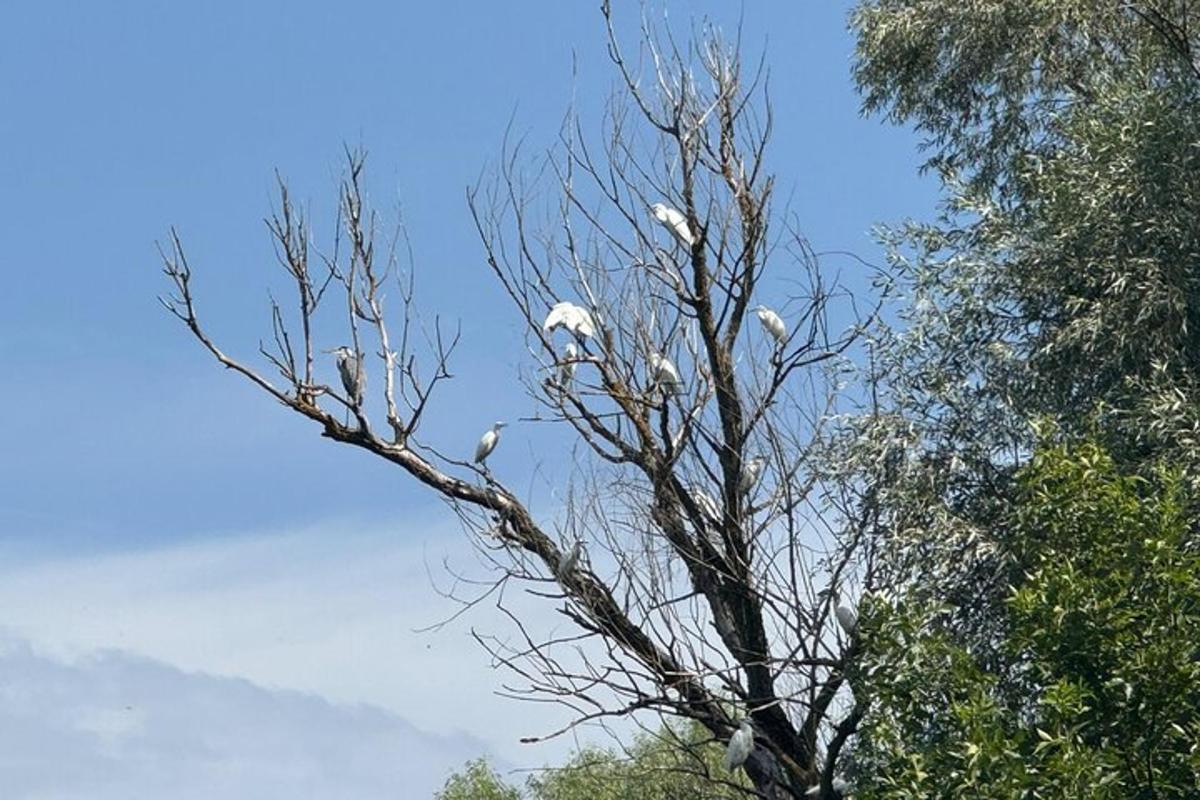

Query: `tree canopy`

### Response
(853, 441, 1200, 798)
(437, 724, 748, 800)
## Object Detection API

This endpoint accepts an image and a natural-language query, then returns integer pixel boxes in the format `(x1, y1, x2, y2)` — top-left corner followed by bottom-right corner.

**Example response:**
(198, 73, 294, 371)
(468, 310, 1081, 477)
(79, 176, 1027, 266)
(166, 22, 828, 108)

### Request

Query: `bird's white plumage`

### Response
(651, 203, 695, 247)
(556, 540, 582, 582)
(738, 456, 766, 494)
(690, 486, 722, 523)
(331, 346, 366, 404)
(754, 305, 787, 346)
(805, 778, 850, 797)
(689, 486, 725, 554)
(543, 302, 596, 339)
(649, 352, 681, 390)
(835, 601, 858, 636)
(558, 342, 579, 387)
(724, 719, 754, 771)
(474, 421, 507, 464)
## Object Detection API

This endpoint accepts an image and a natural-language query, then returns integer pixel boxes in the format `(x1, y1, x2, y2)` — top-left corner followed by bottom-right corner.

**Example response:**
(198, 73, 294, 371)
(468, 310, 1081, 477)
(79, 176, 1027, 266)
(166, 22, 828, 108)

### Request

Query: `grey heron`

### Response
(329, 346, 366, 405)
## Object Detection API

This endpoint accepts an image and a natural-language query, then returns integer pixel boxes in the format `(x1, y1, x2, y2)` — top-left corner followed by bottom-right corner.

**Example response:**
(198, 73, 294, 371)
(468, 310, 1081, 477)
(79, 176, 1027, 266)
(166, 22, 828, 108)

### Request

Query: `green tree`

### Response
(437, 724, 749, 800)
(852, 442, 1200, 798)
(436, 759, 521, 800)
(841, 5, 1200, 794)
(845, 0, 1200, 652)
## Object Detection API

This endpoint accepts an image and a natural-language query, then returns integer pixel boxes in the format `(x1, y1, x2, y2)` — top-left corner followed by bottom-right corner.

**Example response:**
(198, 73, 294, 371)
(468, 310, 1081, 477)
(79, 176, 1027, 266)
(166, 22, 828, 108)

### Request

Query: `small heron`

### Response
(738, 455, 766, 495)
(835, 597, 858, 636)
(805, 778, 850, 797)
(558, 342, 579, 387)
(819, 588, 858, 637)
(474, 421, 508, 465)
(650, 202, 695, 247)
(649, 351, 681, 391)
(690, 486, 722, 524)
(556, 540, 582, 582)
(753, 305, 787, 347)
(723, 718, 754, 772)
(329, 346, 366, 405)
(543, 302, 596, 339)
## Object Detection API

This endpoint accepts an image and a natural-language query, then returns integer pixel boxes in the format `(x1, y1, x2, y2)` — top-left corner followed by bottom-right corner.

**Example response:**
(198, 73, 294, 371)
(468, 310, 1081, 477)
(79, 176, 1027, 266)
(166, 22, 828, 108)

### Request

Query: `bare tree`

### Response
(160, 6, 883, 798)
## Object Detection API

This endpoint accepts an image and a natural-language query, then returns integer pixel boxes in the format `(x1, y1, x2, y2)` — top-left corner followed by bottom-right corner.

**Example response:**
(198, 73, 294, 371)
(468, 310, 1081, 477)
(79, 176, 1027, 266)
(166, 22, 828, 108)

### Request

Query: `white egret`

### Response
(723, 719, 754, 772)
(558, 342, 579, 387)
(753, 305, 787, 347)
(650, 202, 695, 247)
(835, 598, 858, 637)
(820, 588, 859, 637)
(738, 456, 766, 495)
(690, 486, 722, 524)
(543, 302, 596, 339)
(556, 540, 582, 582)
(805, 778, 850, 797)
(474, 421, 508, 464)
(649, 351, 681, 391)
(330, 346, 366, 405)
(689, 486, 725, 555)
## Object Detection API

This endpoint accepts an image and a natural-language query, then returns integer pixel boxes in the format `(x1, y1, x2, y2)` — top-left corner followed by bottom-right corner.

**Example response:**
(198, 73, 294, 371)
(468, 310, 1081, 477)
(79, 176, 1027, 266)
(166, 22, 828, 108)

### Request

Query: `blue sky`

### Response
(0, 1, 937, 796)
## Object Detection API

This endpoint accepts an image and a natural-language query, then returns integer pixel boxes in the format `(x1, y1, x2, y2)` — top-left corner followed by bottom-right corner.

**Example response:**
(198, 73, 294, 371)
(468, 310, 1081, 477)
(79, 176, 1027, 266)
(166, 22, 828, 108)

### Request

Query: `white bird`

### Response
(805, 778, 850, 797)
(330, 346, 366, 405)
(650, 203, 695, 247)
(543, 302, 596, 339)
(558, 342, 579, 387)
(649, 351, 681, 391)
(738, 456, 766, 495)
(753, 305, 787, 347)
(690, 486, 722, 523)
(835, 598, 858, 637)
(724, 719, 754, 772)
(556, 540, 582, 582)
(474, 421, 508, 464)
(689, 486, 725, 555)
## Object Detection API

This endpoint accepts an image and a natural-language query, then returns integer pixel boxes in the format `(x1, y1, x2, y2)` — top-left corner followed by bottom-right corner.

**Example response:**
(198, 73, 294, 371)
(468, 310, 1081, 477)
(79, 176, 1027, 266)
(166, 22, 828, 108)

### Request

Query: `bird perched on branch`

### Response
(650, 202, 695, 247)
(543, 302, 596, 339)
(753, 305, 787, 347)
(739, 455, 766, 495)
(690, 486, 722, 524)
(835, 597, 858, 636)
(819, 587, 859, 637)
(805, 777, 850, 797)
(557, 342, 579, 388)
(329, 346, 366, 406)
(474, 421, 508, 465)
(556, 540, 582, 583)
(724, 719, 755, 772)
(649, 351, 681, 392)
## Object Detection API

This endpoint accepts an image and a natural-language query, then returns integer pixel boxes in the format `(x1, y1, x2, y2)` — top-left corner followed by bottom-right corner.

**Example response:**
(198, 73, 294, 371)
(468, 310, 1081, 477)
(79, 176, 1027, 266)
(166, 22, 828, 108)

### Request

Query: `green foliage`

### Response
(435, 759, 522, 800)
(853, 443, 1200, 798)
(847, 0, 1200, 682)
(436, 723, 748, 800)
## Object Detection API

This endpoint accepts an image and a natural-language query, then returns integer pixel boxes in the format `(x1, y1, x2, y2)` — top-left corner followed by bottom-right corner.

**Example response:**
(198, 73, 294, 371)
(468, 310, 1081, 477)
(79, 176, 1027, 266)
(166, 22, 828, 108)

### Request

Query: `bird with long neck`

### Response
(474, 421, 508, 465)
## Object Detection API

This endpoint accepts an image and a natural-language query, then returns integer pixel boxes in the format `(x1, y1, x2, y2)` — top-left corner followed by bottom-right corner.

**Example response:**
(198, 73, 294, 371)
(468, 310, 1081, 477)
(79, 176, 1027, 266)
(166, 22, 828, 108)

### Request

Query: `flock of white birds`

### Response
(328, 202, 854, 796)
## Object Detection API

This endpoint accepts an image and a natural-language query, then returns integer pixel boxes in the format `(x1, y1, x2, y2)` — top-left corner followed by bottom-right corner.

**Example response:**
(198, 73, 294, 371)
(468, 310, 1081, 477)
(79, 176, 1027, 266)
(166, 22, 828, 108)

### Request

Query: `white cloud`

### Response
(0, 516, 588, 773)
(0, 637, 488, 799)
